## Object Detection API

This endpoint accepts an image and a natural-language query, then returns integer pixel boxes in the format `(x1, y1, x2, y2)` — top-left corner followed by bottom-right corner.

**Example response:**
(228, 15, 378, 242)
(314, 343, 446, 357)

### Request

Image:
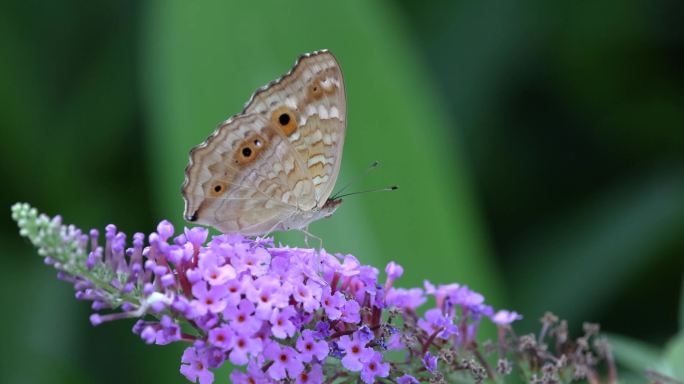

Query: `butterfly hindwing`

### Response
(182, 113, 315, 235)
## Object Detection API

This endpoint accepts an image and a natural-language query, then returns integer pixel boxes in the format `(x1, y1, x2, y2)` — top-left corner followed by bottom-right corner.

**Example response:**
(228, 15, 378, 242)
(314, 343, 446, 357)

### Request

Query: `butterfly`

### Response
(182, 50, 346, 237)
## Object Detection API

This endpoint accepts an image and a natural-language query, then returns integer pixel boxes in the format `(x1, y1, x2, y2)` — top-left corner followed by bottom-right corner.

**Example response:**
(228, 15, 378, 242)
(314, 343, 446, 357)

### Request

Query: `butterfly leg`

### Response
(301, 227, 323, 249)
(260, 218, 289, 243)
(300, 226, 325, 273)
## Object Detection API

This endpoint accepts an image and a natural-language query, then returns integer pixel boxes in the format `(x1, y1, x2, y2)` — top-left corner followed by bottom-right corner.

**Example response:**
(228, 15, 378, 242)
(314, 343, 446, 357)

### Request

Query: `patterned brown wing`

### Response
(242, 50, 346, 207)
(182, 113, 316, 235)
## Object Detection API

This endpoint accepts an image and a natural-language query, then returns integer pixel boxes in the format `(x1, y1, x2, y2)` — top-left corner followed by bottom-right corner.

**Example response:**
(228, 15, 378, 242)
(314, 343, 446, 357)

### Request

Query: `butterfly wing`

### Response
(182, 113, 316, 235)
(242, 50, 346, 208)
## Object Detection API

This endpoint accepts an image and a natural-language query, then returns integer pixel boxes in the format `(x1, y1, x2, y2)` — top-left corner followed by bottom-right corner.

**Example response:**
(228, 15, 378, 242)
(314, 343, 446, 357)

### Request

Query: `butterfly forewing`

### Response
(242, 51, 346, 207)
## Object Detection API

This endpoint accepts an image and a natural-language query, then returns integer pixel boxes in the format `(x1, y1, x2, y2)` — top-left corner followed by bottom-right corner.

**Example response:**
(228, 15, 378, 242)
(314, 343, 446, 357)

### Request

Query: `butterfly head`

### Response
(320, 197, 343, 218)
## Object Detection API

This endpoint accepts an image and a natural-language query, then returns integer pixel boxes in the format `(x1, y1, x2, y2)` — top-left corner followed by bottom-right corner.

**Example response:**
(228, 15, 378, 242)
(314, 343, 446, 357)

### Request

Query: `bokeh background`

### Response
(1, 0, 683, 382)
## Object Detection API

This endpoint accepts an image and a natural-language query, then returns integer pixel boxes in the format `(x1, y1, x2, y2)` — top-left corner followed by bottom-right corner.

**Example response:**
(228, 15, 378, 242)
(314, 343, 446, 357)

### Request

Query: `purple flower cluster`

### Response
(13, 204, 527, 384)
(133, 221, 403, 384)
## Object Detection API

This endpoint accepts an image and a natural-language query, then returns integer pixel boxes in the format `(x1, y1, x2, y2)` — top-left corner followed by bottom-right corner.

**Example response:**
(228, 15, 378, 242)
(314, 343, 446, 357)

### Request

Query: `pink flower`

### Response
(229, 360, 269, 384)
(385, 261, 403, 279)
(155, 315, 181, 345)
(208, 325, 233, 349)
(360, 351, 390, 384)
(224, 299, 261, 336)
(341, 299, 361, 323)
(295, 363, 323, 384)
(229, 333, 263, 365)
(423, 351, 438, 372)
(296, 330, 329, 362)
(397, 374, 419, 384)
(191, 281, 228, 315)
(424, 281, 460, 309)
(322, 252, 361, 277)
(491, 310, 523, 326)
(156, 220, 174, 241)
(338, 331, 374, 371)
(198, 251, 236, 286)
(320, 287, 345, 320)
(221, 276, 245, 307)
(184, 227, 208, 248)
(386, 287, 426, 310)
(246, 276, 290, 319)
(451, 285, 485, 309)
(418, 308, 458, 339)
(264, 342, 304, 380)
(233, 246, 270, 276)
(292, 278, 322, 313)
(180, 347, 214, 384)
(270, 306, 297, 339)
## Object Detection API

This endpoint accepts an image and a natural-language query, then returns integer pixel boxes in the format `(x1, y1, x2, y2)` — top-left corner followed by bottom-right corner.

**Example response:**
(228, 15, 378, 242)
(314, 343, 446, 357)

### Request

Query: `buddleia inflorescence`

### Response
(12, 203, 615, 384)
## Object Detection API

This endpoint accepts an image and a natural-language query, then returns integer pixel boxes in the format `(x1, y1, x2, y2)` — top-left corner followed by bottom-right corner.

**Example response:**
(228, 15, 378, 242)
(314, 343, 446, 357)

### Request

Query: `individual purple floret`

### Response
(361, 351, 390, 383)
(180, 346, 214, 384)
(491, 309, 523, 326)
(338, 330, 375, 371)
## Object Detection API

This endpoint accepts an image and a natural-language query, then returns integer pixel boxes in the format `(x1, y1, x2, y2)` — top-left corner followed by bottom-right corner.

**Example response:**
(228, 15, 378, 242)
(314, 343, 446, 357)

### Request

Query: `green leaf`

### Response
(610, 332, 684, 381)
(606, 333, 661, 373)
(680, 276, 684, 332)
(510, 169, 684, 324)
(664, 332, 684, 380)
(140, 0, 502, 305)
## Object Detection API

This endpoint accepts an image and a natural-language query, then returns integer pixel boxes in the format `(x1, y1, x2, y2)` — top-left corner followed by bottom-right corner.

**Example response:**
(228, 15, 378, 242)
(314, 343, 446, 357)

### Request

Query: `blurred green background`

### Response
(1, 0, 683, 382)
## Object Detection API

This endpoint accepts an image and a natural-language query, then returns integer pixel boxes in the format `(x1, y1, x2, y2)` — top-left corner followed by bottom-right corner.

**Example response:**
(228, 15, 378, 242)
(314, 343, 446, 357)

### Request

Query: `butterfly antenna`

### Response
(334, 185, 398, 199)
(331, 161, 380, 199)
